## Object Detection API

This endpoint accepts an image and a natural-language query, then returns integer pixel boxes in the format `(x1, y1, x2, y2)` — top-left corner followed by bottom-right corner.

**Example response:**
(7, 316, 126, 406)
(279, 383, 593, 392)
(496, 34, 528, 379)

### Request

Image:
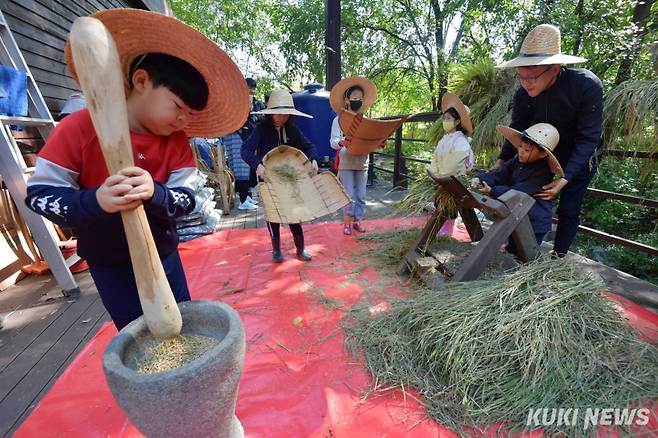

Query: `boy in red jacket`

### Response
(25, 9, 249, 329)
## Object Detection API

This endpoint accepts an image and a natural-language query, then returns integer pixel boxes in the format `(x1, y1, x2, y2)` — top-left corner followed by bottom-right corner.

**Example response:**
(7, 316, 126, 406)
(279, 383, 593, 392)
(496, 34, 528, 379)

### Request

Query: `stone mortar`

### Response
(103, 300, 245, 438)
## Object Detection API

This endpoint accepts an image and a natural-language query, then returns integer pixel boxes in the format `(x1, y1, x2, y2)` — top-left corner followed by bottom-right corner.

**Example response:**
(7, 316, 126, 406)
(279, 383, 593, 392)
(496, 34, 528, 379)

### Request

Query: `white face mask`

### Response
(442, 120, 455, 132)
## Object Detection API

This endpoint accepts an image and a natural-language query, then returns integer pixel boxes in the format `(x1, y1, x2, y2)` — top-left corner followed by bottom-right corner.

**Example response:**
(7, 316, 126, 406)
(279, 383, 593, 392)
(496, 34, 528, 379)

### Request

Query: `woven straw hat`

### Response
(259, 146, 349, 223)
(496, 123, 564, 176)
(441, 92, 473, 136)
(252, 89, 313, 118)
(65, 8, 249, 138)
(496, 24, 587, 69)
(330, 76, 377, 113)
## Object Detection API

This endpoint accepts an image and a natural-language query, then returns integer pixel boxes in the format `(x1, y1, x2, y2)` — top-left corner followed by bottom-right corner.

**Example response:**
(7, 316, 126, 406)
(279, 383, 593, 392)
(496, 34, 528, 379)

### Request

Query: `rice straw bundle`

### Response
(393, 172, 458, 217)
(343, 257, 658, 436)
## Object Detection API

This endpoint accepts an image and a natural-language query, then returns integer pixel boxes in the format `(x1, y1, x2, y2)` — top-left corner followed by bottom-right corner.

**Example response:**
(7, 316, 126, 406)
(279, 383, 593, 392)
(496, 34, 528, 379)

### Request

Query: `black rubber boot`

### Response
(293, 235, 311, 262)
(271, 238, 284, 263)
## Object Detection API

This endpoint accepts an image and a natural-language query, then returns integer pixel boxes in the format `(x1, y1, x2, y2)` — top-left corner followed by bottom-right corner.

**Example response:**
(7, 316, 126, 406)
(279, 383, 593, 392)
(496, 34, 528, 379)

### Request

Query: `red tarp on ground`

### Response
(15, 218, 658, 437)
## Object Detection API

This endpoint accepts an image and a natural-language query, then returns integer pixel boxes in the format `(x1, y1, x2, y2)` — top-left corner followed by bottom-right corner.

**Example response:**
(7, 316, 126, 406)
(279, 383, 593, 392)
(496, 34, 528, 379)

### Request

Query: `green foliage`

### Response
(170, 0, 657, 114)
(448, 60, 517, 158)
(170, 0, 657, 283)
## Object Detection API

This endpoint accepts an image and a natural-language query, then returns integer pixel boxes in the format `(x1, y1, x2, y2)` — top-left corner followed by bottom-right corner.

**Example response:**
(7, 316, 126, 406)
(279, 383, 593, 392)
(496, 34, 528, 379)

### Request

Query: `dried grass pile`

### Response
(343, 257, 658, 435)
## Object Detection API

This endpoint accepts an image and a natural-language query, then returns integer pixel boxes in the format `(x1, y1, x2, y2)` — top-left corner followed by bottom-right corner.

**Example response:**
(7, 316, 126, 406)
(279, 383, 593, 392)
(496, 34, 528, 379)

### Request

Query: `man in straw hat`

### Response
(25, 9, 249, 330)
(493, 24, 603, 257)
(242, 89, 319, 262)
(473, 123, 563, 258)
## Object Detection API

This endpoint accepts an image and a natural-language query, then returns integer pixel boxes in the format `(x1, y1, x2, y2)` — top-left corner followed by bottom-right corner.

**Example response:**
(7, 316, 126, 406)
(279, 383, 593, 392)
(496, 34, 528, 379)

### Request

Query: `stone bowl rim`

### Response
(102, 300, 241, 381)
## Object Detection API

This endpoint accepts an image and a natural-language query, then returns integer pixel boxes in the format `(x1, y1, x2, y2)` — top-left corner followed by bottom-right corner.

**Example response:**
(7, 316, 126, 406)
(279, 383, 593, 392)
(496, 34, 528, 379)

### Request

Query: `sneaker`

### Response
(238, 200, 258, 210)
(352, 222, 366, 233)
(343, 224, 352, 235)
(246, 195, 259, 205)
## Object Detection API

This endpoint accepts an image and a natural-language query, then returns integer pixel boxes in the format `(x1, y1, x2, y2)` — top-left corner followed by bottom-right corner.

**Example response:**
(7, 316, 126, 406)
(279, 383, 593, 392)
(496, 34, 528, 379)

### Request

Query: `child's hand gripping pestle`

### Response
(69, 17, 182, 338)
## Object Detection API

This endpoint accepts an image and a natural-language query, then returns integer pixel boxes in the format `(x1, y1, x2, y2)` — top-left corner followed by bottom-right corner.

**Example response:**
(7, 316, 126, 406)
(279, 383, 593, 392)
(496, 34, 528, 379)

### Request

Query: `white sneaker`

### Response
(246, 195, 259, 205)
(237, 200, 258, 210)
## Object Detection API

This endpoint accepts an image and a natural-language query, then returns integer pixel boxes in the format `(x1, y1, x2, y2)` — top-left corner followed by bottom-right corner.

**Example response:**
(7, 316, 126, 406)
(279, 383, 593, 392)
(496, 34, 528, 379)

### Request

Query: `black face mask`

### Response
(349, 100, 363, 111)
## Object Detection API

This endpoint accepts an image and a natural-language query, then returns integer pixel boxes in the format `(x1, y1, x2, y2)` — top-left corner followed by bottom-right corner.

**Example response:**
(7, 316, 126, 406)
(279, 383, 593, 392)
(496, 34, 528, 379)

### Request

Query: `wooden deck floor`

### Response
(0, 178, 655, 436)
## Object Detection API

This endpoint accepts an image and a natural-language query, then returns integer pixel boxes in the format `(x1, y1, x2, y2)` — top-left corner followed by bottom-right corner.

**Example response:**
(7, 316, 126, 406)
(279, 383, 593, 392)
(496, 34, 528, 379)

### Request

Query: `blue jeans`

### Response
(554, 167, 596, 255)
(338, 169, 367, 220)
(89, 250, 190, 330)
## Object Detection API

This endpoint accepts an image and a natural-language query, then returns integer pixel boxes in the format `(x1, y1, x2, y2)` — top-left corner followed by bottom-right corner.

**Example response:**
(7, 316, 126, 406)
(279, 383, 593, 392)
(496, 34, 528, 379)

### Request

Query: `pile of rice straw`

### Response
(342, 257, 658, 435)
(393, 172, 458, 217)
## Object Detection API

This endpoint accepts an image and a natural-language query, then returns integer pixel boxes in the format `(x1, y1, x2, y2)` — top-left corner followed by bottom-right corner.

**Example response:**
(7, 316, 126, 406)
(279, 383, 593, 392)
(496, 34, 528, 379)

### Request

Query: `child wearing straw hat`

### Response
(329, 76, 377, 235)
(471, 123, 563, 257)
(429, 92, 474, 178)
(241, 89, 320, 263)
(493, 24, 603, 257)
(24, 9, 249, 330)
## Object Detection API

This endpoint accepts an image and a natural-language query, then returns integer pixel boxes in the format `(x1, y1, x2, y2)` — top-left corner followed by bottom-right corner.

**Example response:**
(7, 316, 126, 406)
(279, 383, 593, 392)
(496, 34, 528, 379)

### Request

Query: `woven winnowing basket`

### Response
(259, 146, 351, 224)
(338, 110, 407, 156)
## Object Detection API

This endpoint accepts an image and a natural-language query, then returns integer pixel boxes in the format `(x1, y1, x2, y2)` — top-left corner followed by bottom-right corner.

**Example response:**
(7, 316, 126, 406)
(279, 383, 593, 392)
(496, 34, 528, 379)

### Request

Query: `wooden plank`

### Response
(586, 188, 658, 209)
(457, 207, 483, 242)
(6, 309, 110, 436)
(577, 225, 658, 257)
(75, 0, 109, 14)
(138, 0, 166, 12)
(0, 280, 67, 373)
(0, 294, 107, 436)
(13, 33, 66, 64)
(33, 0, 92, 21)
(8, 19, 67, 52)
(453, 190, 535, 282)
(0, 290, 97, 404)
(44, 97, 66, 113)
(40, 82, 80, 101)
(22, 51, 70, 77)
(398, 208, 448, 275)
(244, 209, 257, 229)
(2, 1, 69, 38)
(67, 0, 100, 15)
(29, 66, 79, 91)
(29, 0, 84, 24)
(509, 216, 540, 262)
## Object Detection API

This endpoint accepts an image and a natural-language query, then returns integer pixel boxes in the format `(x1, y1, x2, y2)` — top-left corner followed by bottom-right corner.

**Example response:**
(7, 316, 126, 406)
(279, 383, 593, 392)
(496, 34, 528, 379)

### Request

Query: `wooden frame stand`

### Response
(398, 174, 540, 283)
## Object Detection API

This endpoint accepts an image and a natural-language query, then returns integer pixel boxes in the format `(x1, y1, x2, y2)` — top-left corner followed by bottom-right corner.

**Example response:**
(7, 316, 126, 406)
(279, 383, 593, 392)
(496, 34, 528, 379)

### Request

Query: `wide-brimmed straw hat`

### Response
(441, 92, 473, 136)
(251, 89, 313, 118)
(496, 24, 587, 69)
(496, 123, 564, 176)
(330, 76, 377, 113)
(65, 8, 249, 138)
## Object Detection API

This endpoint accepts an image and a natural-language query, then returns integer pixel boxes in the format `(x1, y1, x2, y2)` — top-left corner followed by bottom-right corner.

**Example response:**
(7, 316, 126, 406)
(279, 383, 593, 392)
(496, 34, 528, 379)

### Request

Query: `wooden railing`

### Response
(370, 111, 658, 256)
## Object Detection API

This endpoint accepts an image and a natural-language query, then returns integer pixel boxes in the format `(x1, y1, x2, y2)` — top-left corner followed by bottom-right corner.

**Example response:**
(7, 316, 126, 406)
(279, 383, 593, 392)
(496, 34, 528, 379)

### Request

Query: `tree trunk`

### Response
(430, 0, 446, 107)
(572, 0, 585, 56)
(614, 0, 654, 85)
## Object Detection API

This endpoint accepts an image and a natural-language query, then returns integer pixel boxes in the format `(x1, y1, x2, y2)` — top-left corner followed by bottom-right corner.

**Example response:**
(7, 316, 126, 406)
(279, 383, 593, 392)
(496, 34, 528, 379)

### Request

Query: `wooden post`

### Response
(367, 152, 375, 186)
(325, 0, 341, 90)
(392, 126, 403, 188)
